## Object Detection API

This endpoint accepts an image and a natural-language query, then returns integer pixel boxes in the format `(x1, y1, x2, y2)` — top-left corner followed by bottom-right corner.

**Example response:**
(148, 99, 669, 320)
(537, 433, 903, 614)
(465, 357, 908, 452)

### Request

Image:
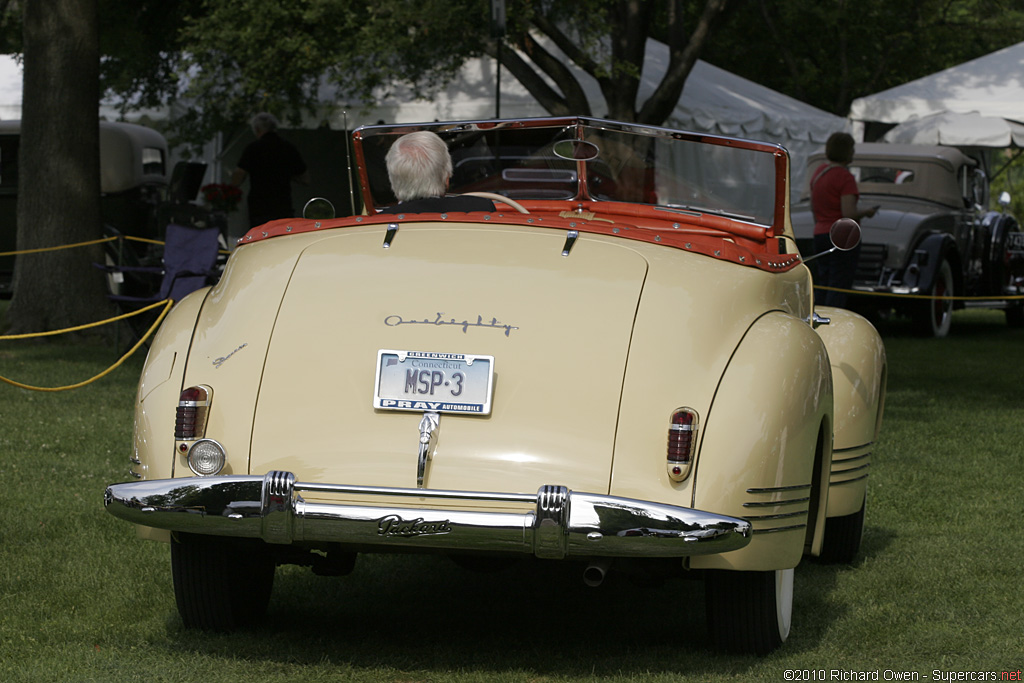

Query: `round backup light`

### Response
(187, 439, 227, 476)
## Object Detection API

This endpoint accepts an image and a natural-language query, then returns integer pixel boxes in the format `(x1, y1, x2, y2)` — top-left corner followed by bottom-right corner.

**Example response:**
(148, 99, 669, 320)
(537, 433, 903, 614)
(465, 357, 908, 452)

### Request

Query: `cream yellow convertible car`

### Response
(104, 117, 886, 655)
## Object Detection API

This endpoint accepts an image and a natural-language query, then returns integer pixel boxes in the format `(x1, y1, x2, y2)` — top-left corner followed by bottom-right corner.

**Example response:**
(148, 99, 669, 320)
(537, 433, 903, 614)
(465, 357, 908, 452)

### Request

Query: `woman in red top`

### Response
(810, 132, 878, 306)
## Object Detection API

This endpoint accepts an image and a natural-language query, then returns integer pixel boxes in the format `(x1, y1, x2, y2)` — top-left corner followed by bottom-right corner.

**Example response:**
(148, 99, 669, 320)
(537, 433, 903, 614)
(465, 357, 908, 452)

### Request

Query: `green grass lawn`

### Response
(1, 310, 1022, 682)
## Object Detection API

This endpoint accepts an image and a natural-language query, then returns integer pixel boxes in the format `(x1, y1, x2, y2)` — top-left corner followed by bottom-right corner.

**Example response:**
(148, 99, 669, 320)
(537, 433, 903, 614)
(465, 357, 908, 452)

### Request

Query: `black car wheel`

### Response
(705, 568, 793, 655)
(913, 257, 954, 337)
(817, 500, 866, 564)
(1006, 303, 1024, 328)
(171, 532, 275, 630)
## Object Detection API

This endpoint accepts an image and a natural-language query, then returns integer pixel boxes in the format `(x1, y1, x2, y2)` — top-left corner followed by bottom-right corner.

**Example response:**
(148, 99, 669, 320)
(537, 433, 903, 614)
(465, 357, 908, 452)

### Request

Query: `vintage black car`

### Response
(0, 120, 171, 296)
(792, 143, 1024, 336)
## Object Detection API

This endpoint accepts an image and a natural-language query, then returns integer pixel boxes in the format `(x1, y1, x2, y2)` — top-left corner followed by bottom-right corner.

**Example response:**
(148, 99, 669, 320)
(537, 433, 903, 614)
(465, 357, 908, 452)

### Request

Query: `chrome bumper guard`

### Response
(104, 471, 751, 559)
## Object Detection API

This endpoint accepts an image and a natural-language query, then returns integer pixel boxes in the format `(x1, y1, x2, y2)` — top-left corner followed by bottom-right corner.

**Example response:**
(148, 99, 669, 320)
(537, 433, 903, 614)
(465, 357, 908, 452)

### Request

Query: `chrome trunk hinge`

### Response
(383, 223, 399, 249)
(562, 230, 579, 257)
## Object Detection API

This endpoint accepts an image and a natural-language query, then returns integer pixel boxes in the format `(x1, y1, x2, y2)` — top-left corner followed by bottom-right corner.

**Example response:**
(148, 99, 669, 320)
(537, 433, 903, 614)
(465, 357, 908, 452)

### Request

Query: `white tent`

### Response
(849, 41, 1024, 131)
(881, 111, 1024, 147)
(0, 56, 22, 120)
(0, 55, 167, 122)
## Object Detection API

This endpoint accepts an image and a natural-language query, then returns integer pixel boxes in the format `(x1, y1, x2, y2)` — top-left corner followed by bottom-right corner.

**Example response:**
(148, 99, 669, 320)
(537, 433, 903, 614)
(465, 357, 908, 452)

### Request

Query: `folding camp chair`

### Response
(98, 222, 221, 344)
(106, 222, 221, 306)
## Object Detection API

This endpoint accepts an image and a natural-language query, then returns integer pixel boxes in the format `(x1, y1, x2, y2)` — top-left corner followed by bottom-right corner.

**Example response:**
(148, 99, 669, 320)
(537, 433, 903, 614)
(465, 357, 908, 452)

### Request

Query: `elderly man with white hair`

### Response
(379, 131, 495, 214)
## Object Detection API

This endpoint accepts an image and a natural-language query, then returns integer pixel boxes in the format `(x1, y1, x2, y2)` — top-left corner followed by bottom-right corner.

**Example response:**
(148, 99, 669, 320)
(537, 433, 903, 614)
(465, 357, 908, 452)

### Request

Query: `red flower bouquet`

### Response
(201, 183, 243, 213)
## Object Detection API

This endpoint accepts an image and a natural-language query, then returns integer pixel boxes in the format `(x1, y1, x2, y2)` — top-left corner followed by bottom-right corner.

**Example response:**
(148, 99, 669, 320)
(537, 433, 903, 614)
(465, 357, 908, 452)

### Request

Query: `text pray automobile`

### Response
(104, 117, 886, 656)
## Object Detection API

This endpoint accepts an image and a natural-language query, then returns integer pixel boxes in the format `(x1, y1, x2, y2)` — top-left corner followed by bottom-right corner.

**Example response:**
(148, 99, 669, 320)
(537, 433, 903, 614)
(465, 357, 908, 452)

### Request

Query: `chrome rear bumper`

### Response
(104, 471, 751, 559)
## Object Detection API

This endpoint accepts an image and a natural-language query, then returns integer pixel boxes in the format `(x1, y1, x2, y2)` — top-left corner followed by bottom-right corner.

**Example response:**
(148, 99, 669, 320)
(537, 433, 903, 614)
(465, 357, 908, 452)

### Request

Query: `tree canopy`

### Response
(90, 0, 1024, 147)
(701, 0, 1024, 116)
(4, 0, 1022, 141)
(148, 0, 730, 147)
(84, 0, 1021, 147)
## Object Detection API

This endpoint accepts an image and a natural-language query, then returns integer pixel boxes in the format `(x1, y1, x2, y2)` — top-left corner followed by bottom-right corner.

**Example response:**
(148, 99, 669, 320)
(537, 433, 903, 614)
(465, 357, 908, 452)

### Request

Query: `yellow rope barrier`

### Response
(814, 285, 1024, 302)
(122, 235, 166, 247)
(0, 231, 229, 391)
(0, 235, 118, 257)
(0, 299, 171, 340)
(0, 232, 230, 256)
(0, 299, 173, 392)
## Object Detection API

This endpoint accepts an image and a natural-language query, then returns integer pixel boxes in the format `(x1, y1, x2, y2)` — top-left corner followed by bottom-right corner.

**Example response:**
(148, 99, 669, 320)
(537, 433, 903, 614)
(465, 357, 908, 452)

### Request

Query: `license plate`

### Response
(374, 350, 494, 415)
(1009, 232, 1024, 251)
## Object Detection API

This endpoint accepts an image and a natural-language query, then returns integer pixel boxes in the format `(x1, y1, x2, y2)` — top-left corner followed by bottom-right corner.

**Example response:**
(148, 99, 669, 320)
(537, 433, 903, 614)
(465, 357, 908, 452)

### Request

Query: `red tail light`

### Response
(175, 386, 211, 440)
(667, 408, 698, 482)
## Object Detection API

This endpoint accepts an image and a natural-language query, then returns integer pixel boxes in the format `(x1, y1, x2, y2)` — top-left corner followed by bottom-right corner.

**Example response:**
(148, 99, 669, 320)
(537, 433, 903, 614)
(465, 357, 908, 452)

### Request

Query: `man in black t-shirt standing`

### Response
(231, 113, 309, 228)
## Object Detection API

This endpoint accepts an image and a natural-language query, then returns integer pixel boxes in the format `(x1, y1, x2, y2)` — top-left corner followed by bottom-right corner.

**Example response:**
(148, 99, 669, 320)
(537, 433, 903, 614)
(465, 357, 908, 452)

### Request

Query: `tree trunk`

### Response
(6, 0, 110, 335)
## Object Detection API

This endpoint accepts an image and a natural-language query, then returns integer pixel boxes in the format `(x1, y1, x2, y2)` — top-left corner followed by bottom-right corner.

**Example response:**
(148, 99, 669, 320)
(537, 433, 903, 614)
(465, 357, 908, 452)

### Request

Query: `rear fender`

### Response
(814, 307, 886, 517)
(133, 289, 209, 479)
(690, 312, 832, 571)
(131, 288, 209, 541)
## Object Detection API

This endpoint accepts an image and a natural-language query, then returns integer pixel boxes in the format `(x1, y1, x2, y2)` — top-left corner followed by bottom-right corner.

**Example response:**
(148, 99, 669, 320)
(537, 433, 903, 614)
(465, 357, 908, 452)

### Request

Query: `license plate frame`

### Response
(1008, 231, 1024, 252)
(373, 350, 495, 415)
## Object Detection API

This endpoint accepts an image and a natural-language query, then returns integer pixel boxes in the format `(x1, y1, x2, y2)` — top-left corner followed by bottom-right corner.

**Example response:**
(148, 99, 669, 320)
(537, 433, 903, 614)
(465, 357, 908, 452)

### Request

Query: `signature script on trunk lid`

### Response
(384, 313, 519, 337)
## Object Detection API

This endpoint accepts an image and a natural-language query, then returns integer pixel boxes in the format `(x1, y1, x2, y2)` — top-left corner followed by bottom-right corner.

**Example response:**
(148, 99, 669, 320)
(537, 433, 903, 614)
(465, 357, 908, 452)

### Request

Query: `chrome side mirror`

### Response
(303, 197, 336, 220)
(803, 218, 861, 263)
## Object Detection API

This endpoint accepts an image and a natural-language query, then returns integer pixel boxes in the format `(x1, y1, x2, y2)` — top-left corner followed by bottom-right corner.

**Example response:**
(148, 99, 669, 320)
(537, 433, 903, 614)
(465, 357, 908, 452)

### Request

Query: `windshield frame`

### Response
(353, 116, 789, 236)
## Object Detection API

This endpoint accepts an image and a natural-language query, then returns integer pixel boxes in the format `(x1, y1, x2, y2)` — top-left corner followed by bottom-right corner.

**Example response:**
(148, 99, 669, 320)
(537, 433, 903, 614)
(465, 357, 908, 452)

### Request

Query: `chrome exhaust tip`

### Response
(583, 558, 611, 587)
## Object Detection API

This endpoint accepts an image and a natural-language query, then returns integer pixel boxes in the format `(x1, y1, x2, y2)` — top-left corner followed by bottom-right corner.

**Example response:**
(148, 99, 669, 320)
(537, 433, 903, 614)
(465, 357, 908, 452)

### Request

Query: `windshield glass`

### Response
(581, 128, 778, 224)
(356, 118, 783, 227)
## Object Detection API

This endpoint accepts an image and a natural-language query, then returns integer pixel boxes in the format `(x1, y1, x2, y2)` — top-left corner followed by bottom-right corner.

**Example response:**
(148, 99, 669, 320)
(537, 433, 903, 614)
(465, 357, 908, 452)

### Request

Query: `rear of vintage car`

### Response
(105, 118, 886, 655)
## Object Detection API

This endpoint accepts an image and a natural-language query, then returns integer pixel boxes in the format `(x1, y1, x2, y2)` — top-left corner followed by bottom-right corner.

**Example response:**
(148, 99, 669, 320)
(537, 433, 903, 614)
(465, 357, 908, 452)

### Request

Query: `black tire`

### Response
(912, 257, 954, 338)
(817, 500, 866, 564)
(1006, 303, 1024, 328)
(171, 532, 275, 630)
(705, 568, 793, 655)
